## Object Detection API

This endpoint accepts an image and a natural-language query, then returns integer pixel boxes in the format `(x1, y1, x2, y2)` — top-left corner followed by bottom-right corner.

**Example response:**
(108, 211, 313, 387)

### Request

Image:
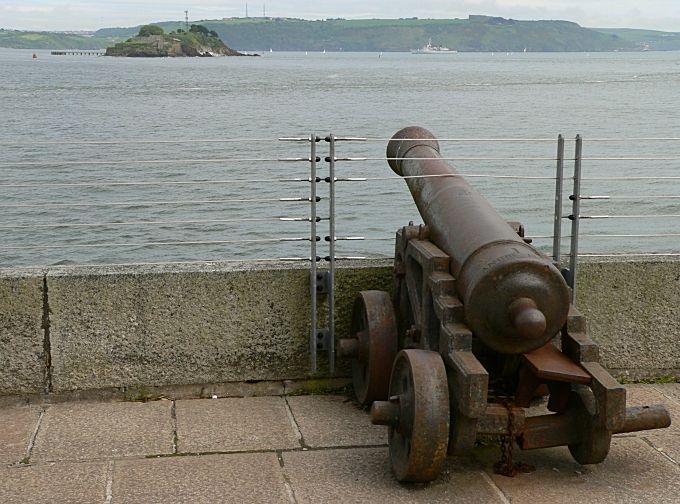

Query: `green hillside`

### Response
(93, 16, 633, 52)
(594, 28, 680, 50)
(7, 16, 677, 52)
(0, 29, 118, 49)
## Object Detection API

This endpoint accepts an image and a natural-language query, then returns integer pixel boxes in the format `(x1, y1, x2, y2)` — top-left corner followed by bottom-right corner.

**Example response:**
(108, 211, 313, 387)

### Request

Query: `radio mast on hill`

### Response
(246, 3, 249, 18)
(184, 10, 189, 31)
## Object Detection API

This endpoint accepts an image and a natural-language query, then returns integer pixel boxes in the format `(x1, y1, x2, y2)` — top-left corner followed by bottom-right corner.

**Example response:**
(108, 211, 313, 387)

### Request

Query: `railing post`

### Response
(568, 134, 583, 304)
(309, 133, 318, 373)
(327, 133, 336, 374)
(552, 134, 565, 263)
(305, 132, 339, 375)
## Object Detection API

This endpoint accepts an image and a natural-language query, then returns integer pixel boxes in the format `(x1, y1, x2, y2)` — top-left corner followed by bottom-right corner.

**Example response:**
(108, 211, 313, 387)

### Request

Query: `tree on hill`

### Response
(138, 25, 164, 37)
(185, 24, 221, 40)
(190, 24, 209, 35)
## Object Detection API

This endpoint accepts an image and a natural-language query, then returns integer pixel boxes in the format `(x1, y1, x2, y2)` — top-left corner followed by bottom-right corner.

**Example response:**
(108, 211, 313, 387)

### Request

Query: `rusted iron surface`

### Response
(370, 400, 400, 427)
(448, 413, 478, 455)
(566, 388, 613, 464)
(383, 349, 450, 482)
(477, 403, 526, 435)
(580, 361, 626, 432)
(515, 343, 592, 411)
(387, 126, 570, 355)
(565, 305, 588, 333)
(446, 351, 489, 418)
(337, 337, 359, 358)
(545, 382, 573, 413)
(523, 341, 592, 383)
(515, 366, 544, 408)
(446, 350, 489, 454)
(342, 290, 398, 405)
(617, 404, 672, 433)
(508, 298, 547, 343)
(561, 330, 600, 364)
(440, 321, 473, 354)
(520, 402, 671, 451)
(350, 126, 673, 482)
(520, 412, 580, 449)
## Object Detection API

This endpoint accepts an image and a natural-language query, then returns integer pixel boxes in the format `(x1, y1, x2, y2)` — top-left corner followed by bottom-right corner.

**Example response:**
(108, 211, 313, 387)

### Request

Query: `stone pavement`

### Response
(1, 384, 679, 503)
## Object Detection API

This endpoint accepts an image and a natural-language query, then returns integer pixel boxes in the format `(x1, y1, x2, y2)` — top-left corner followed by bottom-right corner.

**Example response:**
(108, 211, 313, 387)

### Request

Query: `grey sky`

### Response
(2, 1, 679, 32)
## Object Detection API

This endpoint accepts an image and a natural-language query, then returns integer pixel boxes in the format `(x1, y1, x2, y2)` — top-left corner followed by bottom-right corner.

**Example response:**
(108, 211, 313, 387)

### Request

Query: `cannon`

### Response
(338, 126, 671, 482)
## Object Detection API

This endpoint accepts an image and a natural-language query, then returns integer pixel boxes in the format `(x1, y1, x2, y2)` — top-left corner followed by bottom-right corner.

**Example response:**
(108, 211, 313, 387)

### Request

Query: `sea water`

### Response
(1, 48, 679, 266)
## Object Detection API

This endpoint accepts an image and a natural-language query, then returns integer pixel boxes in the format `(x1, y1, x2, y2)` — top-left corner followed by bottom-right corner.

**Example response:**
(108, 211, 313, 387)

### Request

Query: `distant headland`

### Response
(1, 16, 680, 52)
(104, 24, 250, 57)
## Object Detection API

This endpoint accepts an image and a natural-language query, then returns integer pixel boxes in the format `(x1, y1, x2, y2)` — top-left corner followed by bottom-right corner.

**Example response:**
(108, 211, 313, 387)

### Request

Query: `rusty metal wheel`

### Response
(341, 290, 398, 405)
(567, 388, 612, 465)
(383, 349, 450, 482)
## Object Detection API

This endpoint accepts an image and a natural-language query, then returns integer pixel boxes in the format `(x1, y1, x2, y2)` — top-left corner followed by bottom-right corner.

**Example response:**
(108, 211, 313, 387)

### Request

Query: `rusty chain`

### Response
(493, 401, 535, 477)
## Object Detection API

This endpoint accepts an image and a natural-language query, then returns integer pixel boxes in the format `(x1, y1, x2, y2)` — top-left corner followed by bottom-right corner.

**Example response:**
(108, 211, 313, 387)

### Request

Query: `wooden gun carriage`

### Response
(338, 126, 671, 482)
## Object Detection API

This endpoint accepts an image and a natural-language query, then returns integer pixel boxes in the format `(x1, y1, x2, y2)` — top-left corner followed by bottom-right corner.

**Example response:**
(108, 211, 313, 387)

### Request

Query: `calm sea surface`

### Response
(1, 48, 679, 266)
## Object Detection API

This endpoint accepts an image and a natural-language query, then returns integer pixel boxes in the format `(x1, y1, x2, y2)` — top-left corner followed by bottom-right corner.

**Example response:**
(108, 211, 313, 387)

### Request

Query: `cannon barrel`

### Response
(387, 126, 570, 354)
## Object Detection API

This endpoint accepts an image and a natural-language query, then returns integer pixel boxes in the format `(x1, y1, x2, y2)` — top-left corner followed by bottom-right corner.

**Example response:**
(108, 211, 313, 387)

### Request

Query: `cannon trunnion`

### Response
(339, 126, 671, 482)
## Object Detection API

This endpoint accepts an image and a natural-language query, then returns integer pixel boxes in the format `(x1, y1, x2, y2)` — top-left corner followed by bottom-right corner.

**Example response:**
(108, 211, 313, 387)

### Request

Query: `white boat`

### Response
(411, 38, 457, 54)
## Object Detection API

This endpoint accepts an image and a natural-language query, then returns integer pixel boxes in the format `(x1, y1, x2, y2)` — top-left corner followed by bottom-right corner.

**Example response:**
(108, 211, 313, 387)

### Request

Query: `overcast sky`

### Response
(2, 1, 680, 32)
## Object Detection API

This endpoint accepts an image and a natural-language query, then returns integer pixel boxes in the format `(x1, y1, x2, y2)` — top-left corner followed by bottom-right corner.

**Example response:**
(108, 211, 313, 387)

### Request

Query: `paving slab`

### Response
(0, 405, 41, 464)
(175, 396, 299, 453)
(653, 383, 680, 406)
(286, 395, 386, 448)
(0, 461, 108, 504)
(283, 447, 503, 503)
(112, 453, 290, 504)
(475, 437, 680, 504)
(32, 400, 173, 462)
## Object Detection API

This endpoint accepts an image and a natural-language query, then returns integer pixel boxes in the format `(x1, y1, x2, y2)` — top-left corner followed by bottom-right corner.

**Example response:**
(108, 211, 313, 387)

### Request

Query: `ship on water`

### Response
(411, 38, 457, 54)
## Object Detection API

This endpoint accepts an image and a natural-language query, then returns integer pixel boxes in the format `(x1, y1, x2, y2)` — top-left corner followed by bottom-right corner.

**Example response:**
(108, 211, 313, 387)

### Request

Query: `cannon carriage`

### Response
(338, 126, 671, 482)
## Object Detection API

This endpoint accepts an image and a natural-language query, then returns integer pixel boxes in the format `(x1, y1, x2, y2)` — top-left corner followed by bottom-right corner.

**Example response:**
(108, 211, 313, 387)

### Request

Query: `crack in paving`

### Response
(640, 436, 679, 467)
(23, 407, 46, 464)
(653, 383, 680, 407)
(480, 470, 512, 504)
(143, 443, 389, 460)
(11, 444, 387, 466)
(4, 443, 391, 469)
(170, 400, 178, 454)
(276, 450, 299, 504)
(283, 396, 308, 449)
(104, 460, 114, 504)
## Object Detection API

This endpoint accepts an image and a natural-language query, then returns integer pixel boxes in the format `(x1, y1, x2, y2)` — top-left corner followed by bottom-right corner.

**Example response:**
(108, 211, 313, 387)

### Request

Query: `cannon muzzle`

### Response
(387, 126, 570, 354)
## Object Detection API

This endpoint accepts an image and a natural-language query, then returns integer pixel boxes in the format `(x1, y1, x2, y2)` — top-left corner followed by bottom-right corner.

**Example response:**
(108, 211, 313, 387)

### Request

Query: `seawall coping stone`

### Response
(0, 269, 46, 395)
(0, 258, 677, 396)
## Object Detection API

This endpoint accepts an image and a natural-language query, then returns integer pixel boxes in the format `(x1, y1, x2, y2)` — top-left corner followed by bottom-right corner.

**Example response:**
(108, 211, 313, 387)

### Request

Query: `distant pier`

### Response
(51, 50, 105, 56)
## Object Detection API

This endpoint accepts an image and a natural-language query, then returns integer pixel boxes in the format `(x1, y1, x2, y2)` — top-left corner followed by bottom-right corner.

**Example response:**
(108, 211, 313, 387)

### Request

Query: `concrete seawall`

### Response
(1, 259, 678, 397)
